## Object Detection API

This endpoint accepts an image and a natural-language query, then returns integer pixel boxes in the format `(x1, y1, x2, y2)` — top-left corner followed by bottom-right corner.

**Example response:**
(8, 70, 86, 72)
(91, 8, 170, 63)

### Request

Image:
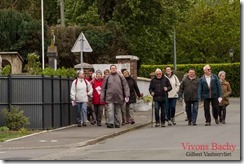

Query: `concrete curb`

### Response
(33, 111, 185, 160)
(4, 124, 76, 143)
(76, 111, 184, 148)
(3, 111, 185, 150)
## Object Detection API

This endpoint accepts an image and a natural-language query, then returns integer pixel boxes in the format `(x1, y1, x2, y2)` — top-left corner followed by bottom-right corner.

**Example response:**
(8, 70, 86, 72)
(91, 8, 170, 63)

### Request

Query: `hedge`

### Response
(139, 63, 240, 97)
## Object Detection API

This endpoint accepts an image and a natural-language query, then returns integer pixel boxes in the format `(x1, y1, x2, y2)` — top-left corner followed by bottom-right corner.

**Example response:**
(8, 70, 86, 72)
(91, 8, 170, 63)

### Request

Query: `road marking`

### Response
(39, 140, 47, 142)
(51, 140, 58, 142)
(0, 152, 5, 154)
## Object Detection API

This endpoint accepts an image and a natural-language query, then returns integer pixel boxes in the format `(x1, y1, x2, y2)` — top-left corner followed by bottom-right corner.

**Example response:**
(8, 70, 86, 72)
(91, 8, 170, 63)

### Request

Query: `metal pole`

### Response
(41, 0, 45, 70)
(173, 27, 177, 71)
(60, 0, 65, 26)
(0, 55, 2, 74)
(80, 34, 83, 71)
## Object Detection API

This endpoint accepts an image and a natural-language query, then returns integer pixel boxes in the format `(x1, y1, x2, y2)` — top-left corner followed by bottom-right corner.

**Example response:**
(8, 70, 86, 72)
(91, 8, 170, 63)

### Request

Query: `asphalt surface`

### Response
(0, 98, 241, 160)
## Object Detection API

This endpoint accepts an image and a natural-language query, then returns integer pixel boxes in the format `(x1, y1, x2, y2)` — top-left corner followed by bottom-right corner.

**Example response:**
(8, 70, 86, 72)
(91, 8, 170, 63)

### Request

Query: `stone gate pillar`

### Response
(116, 55, 139, 80)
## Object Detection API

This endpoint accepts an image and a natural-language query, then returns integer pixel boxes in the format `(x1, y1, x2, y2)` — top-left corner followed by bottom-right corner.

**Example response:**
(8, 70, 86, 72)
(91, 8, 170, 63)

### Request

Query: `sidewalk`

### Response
(0, 101, 185, 150)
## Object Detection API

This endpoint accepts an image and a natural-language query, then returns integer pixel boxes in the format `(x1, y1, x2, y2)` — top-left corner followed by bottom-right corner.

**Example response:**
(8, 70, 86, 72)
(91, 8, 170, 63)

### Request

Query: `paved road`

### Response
(0, 98, 241, 161)
(40, 99, 241, 160)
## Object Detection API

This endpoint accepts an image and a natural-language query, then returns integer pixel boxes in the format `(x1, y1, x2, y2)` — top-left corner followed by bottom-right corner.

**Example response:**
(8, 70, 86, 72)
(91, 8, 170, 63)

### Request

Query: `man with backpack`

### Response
(100, 65, 130, 128)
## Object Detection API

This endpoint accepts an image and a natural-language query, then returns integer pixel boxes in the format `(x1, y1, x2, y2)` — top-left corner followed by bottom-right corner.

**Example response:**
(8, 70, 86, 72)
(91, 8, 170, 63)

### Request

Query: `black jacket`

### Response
(149, 76, 172, 102)
(125, 76, 141, 103)
(178, 75, 199, 102)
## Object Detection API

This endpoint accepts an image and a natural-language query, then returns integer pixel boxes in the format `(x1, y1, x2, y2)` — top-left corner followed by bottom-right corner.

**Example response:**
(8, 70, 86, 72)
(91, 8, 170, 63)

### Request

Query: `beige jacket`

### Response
(165, 74, 180, 98)
(219, 80, 232, 106)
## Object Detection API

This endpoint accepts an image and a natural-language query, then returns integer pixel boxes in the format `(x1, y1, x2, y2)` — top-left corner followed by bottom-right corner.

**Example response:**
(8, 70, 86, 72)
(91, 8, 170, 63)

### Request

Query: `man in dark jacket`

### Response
(149, 68, 172, 127)
(178, 68, 199, 126)
(198, 65, 222, 126)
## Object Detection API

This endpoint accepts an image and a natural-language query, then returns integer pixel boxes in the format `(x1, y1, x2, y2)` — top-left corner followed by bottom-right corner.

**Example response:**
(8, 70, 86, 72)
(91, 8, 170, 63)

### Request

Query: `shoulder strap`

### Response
(84, 79, 89, 93)
(104, 75, 110, 98)
(105, 75, 110, 90)
(118, 74, 125, 97)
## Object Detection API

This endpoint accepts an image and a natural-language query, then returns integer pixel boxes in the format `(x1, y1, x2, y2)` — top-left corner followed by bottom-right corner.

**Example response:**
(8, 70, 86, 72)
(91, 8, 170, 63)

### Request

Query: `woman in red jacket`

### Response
(92, 70, 106, 126)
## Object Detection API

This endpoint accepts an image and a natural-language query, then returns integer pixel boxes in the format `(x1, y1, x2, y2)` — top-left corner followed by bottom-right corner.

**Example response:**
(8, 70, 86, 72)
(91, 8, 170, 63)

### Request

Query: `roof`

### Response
(74, 62, 93, 69)
(0, 52, 24, 63)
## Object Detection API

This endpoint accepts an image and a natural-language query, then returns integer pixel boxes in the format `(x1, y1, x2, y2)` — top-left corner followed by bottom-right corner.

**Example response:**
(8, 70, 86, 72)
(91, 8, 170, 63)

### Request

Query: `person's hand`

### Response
(163, 87, 167, 91)
(125, 97, 129, 103)
(151, 92, 155, 96)
(71, 100, 77, 106)
(218, 97, 222, 103)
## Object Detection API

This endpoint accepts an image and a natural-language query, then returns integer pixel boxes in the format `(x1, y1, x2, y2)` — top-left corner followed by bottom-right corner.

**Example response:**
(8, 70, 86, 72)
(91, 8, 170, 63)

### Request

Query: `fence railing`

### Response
(0, 75, 76, 129)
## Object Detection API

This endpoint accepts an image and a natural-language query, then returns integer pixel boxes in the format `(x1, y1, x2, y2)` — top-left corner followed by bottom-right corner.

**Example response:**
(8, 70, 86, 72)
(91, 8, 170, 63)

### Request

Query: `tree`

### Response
(176, 0, 240, 63)
(64, 0, 102, 26)
(0, 0, 60, 26)
(0, 9, 45, 61)
(111, 0, 191, 64)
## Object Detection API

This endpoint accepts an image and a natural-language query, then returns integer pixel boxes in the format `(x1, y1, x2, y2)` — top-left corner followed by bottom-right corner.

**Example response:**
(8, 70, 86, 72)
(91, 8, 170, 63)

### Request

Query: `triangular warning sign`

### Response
(71, 32, 93, 52)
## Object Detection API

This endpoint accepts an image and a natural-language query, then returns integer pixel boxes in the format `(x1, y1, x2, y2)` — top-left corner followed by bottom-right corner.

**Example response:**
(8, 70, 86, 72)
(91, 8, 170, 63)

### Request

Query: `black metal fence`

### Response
(0, 75, 76, 129)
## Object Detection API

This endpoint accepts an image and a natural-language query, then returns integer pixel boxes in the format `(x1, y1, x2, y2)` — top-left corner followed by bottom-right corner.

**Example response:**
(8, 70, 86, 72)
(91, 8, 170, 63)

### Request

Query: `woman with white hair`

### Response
(218, 71, 232, 124)
(123, 69, 142, 124)
(70, 70, 93, 127)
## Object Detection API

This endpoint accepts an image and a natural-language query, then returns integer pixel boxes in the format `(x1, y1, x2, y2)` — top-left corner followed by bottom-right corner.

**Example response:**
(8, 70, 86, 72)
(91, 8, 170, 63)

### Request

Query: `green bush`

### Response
(139, 63, 240, 97)
(24, 53, 42, 75)
(41, 67, 76, 78)
(1, 65, 11, 75)
(0, 126, 9, 132)
(2, 106, 30, 131)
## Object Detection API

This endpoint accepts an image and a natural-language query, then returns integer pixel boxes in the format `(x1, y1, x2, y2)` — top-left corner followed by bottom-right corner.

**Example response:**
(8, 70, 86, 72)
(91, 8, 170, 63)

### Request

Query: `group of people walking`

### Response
(149, 64, 232, 127)
(70, 64, 232, 128)
(70, 65, 142, 128)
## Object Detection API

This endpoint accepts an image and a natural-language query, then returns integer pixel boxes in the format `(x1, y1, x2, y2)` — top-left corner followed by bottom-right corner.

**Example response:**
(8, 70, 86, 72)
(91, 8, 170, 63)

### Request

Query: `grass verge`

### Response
(0, 129, 40, 142)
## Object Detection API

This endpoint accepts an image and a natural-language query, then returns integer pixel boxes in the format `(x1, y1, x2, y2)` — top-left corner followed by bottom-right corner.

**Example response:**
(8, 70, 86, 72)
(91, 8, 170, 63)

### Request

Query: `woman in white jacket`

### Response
(70, 70, 93, 127)
(165, 66, 180, 126)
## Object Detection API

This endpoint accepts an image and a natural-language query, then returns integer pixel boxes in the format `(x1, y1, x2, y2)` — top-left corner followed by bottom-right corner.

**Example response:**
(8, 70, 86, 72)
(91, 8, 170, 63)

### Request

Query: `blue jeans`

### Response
(76, 102, 87, 124)
(154, 101, 165, 124)
(166, 98, 177, 120)
(185, 101, 199, 124)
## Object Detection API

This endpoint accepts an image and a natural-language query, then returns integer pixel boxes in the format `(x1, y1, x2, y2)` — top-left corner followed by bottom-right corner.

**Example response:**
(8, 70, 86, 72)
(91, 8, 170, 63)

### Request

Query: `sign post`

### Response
(71, 33, 93, 71)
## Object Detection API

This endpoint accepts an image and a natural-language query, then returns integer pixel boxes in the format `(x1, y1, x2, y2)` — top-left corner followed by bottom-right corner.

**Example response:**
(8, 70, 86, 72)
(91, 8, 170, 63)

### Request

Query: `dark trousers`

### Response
(94, 104, 104, 123)
(203, 98, 219, 123)
(166, 98, 177, 120)
(219, 105, 227, 122)
(155, 101, 165, 124)
(87, 103, 96, 123)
